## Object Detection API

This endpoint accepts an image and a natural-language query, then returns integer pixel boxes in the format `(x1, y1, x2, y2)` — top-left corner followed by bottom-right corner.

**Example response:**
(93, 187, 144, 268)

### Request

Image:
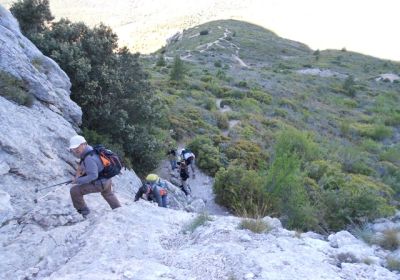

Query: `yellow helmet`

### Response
(146, 174, 159, 183)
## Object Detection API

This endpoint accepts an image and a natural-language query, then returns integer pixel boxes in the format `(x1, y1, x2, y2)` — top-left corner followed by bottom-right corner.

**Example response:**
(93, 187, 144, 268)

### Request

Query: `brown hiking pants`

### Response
(70, 179, 121, 212)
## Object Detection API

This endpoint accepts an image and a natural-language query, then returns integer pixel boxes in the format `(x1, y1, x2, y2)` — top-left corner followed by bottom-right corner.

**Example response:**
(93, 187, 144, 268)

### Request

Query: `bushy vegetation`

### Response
(0, 71, 34, 106)
(11, 0, 164, 174)
(214, 166, 269, 217)
(12, 1, 400, 233)
(187, 136, 222, 175)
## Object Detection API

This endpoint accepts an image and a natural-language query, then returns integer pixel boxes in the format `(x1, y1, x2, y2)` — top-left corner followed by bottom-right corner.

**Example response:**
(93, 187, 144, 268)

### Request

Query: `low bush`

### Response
(338, 146, 374, 175)
(238, 218, 271, 233)
(0, 71, 34, 106)
(350, 122, 392, 140)
(380, 145, 400, 165)
(378, 229, 400, 251)
(274, 128, 319, 163)
(182, 212, 213, 233)
(247, 89, 272, 104)
(224, 140, 268, 169)
(322, 180, 395, 231)
(384, 111, 400, 126)
(187, 135, 222, 175)
(214, 166, 269, 217)
(215, 112, 229, 129)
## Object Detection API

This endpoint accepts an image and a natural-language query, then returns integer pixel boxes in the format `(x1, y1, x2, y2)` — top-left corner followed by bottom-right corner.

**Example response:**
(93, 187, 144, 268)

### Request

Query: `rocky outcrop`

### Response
(0, 5, 81, 125)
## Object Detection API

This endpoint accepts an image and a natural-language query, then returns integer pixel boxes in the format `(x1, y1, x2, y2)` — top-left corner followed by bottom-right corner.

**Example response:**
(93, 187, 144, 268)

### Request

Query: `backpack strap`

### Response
(79, 149, 96, 165)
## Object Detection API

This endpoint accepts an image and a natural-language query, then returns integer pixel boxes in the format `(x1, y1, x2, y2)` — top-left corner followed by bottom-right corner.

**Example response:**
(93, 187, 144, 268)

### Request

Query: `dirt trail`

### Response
(156, 154, 229, 216)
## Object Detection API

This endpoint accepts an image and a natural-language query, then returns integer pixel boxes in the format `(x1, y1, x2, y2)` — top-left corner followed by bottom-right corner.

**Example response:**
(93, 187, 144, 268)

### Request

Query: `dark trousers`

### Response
(70, 179, 121, 212)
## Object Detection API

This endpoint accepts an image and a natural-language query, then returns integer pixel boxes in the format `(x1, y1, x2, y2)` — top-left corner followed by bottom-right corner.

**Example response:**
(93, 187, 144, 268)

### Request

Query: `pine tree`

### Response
(169, 55, 185, 82)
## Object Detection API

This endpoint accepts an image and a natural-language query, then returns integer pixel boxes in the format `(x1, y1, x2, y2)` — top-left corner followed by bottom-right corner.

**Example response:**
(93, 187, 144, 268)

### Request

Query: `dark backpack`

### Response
(82, 145, 123, 179)
(180, 166, 189, 180)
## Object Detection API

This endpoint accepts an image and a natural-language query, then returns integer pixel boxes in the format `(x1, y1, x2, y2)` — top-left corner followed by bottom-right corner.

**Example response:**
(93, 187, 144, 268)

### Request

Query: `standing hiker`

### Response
(166, 145, 178, 171)
(181, 148, 196, 178)
(68, 135, 121, 217)
(177, 159, 191, 196)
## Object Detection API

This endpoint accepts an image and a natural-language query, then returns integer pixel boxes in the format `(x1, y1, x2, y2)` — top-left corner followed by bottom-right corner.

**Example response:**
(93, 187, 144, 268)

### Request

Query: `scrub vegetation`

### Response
(11, 0, 400, 232)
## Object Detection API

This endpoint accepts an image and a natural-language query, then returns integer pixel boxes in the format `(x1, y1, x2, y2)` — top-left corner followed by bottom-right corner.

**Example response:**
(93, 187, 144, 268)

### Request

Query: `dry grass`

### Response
(238, 218, 271, 234)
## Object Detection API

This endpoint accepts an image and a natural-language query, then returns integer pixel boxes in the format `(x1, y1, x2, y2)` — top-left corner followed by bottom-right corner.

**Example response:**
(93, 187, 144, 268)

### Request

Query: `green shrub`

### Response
(306, 160, 342, 182)
(182, 212, 213, 233)
(0, 71, 34, 106)
(338, 146, 374, 175)
(238, 219, 271, 233)
(341, 75, 356, 97)
(203, 98, 216, 111)
(322, 175, 395, 231)
(384, 111, 400, 126)
(216, 69, 227, 80)
(224, 140, 268, 169)
(170, 55, 185, 82)
(214, 166, 269, 217)
(380, 145, 400, 165)
(187, 136, 222, 175)
(214, 60, 222, 67)
(215, 112, 229, 129)
(205, 81, 223, 96)
(274, 108, 287, 118)
(343, 98, 358, 108)
(279, 98, 297, 111)
(379, 161, 400, 197)
(360, 139, 381, 154)
(201, 75, 213, 83)
(156, 54, 166, 66)
(247, 89, 272, 104)
(351, 123, 392, 140)
(236, 80, 248, 88)
(238, 98, 262, 114)
(275, 128, 319, 162)
(226, 89, 246, 99)
(265, 152, 319, 231)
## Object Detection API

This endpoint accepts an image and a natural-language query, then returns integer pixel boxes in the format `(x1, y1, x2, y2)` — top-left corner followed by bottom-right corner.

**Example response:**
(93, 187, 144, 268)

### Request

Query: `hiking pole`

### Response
(34, 180, 73, 193)
(33, 183, 68, 204)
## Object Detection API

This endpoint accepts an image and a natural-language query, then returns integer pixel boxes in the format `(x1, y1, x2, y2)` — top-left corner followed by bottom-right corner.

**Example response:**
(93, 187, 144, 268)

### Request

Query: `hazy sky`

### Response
(243, 0, 399, 61)
(1, 0, 399, 61)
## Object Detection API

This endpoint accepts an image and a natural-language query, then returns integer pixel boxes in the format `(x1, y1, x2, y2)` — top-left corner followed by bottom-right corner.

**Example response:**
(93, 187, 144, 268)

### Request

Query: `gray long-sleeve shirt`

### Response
(75, 145, 105, 185)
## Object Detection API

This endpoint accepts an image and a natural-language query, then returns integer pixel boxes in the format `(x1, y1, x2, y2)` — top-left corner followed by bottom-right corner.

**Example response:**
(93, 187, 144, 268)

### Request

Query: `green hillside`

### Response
(143, 19, 400, 232)
(8, 0, 399, 233)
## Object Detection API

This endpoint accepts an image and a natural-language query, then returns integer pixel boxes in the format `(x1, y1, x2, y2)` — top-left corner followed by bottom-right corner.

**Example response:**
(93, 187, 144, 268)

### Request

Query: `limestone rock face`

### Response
(0, 5, 81, 125)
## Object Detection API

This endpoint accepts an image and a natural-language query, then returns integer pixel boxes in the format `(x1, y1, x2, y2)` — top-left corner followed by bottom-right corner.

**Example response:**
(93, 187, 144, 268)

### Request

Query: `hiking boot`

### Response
(78, 208, 90, 218)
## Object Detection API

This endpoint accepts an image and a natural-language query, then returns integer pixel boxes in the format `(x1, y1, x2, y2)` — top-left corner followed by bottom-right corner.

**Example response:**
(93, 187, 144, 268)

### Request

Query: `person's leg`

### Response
(190, 158, 195, 173)
(179, 177, 188, 195)
(161, 195, 168, 207)
(182, 180, 190, 196)
(100, 180, 121, 209)
(70, 183, 100, 215)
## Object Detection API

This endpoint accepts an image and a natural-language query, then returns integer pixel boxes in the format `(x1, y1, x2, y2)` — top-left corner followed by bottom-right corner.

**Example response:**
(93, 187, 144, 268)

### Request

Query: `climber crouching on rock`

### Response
(68, 135, 121, 218)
